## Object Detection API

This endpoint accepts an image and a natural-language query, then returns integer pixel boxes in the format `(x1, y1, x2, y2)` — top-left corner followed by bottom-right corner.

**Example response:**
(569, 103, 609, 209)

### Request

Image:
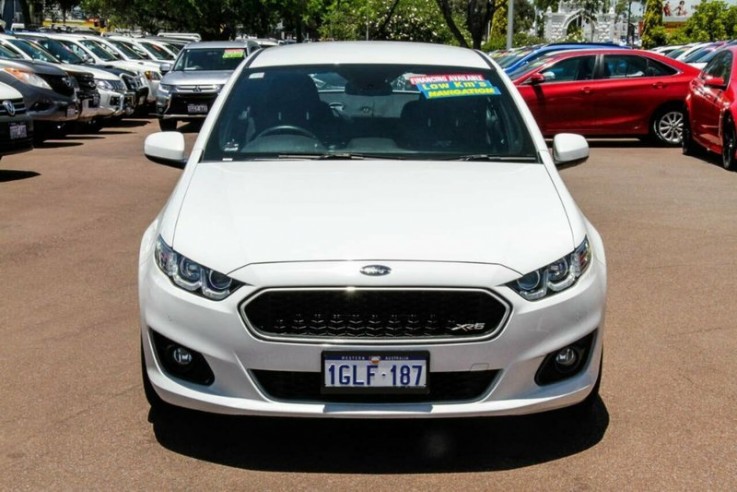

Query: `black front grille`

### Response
(242, 288, 509, 341)
(0, 98, 26, 116)
(252, 370, 499, 403)
(38, 74, 75, 97)
(121, 74, 141, 90)
(68, 72, 96, 91)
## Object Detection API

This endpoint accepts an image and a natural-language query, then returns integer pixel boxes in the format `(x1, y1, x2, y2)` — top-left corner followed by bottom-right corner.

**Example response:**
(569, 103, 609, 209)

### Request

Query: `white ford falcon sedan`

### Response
(140, 41, 606, 418)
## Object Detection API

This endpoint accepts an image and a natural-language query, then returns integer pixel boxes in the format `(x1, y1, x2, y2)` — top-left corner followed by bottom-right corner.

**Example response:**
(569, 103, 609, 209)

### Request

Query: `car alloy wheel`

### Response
(722, 120, 737, 171)
(654, 108, 684, 146)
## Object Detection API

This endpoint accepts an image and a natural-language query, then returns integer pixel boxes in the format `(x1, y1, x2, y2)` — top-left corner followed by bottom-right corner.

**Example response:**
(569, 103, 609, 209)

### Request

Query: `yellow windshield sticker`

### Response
(409, 74, 500, 99)
(223, 49, 245, 59)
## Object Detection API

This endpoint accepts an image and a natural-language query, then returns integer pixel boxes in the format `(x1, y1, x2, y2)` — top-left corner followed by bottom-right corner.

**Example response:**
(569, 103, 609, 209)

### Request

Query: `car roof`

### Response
(184, 40, 257, 50)
(249, 41, 489, 68)
(523, 48, 700, 74)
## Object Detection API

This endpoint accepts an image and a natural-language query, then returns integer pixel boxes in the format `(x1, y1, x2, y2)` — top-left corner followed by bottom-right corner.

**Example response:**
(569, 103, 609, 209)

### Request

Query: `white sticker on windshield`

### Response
(249, 72, 265, 79)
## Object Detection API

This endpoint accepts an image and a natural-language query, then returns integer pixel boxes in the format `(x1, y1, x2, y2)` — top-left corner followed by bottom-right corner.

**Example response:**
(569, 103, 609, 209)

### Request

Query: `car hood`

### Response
(60, 63, 119, 80)
(171, 160, 574, 275)
(162, 70, 233, 86)
(0, 58, 67, 76)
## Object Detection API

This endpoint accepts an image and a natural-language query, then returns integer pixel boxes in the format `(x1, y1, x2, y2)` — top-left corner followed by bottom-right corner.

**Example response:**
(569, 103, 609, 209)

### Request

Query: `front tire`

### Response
(722, 118, 737, 171)
(159, 118, 177, 131)
(652, 106, 685, 146)
(681, 110, 700, 156)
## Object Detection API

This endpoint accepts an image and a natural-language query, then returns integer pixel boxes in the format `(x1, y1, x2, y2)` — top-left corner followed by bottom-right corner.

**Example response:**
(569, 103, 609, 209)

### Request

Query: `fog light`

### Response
(554, 347, 578, 368)
(151, 330, 215, 385)
(535, 331, 596, 386)
(170, 346, 193, 366)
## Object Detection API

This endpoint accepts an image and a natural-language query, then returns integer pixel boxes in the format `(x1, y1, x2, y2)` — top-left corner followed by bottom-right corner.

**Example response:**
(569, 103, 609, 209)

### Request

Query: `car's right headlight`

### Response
(158, 83, 173, 95)
(3, 68, 52, 90)
(95, 79, 113, 90)
(508, 237, 592, 301)
(155, 236, 243, 301)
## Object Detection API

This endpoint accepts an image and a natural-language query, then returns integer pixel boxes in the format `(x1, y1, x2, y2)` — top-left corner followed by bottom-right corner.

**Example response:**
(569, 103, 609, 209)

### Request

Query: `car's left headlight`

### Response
(508, 237, 592, 301)
(3, 68, 52, 90)
(158, 83, 173, 95)
(155, 236, 243, 301)
(96, 79, 113, 90)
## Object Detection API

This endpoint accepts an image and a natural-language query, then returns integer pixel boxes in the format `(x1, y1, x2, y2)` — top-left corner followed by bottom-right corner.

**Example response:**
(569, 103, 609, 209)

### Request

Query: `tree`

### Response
(435, 0, 500, 49)
(680, 0, 737, 42)
(641, 0, 666, 48)
(319, 0, 454, 44)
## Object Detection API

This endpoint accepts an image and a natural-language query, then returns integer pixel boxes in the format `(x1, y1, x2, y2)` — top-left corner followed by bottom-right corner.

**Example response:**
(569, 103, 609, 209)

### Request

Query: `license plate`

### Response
(322, 352, 429, 394)
(9, 123, 26, 140)
(66, 107, 76, 118)
(82, 99, 89, 110)
(187, 103, 208, 114)
(92, 94, 100, 107)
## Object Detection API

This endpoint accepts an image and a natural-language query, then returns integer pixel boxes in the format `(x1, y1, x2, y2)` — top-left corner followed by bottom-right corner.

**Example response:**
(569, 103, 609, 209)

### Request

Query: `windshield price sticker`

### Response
(322, 352, 429, 394)
(410, 74, 500, 99)
(223, 49, 245, 59)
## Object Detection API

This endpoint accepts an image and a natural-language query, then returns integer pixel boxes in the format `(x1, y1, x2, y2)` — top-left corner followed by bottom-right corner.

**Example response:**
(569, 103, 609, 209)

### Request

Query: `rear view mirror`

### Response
(160, 63, 172, 74)
(528, 73, 546, 84)
(552, 133, 589, 169)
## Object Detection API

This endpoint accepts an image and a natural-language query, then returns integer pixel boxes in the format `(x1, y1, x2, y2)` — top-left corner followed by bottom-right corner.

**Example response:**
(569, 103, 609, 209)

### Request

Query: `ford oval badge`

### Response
(360, 265, 391, 276)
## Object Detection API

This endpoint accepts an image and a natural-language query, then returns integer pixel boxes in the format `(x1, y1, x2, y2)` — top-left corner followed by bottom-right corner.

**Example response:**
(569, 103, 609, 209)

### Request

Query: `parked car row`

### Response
(0, 30, 171, 160)
(492, 42, 737, 170)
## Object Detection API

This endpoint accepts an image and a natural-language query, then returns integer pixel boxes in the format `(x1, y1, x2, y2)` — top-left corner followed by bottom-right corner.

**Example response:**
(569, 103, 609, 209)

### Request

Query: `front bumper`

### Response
(0, 117, 33, 156)
(140, 247, 607, 418)
(97, 89, 128, 117)
(156, 91, 219, 120)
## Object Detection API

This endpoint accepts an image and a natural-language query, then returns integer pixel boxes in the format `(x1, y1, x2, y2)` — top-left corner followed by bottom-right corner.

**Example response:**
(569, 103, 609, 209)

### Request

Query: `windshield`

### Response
(173, 47, 246, 71)
(79, 39, 118, 61)
(32, 38, 84, 64)
(57, 39, 93, 62)
(204, 64, 537, 162)
(0, 43, 23, 60)
(108, 40, 146, 60)
(507, 56, 552, 81)
(139, 41, 172, 60)
(8, 39, 60, 63)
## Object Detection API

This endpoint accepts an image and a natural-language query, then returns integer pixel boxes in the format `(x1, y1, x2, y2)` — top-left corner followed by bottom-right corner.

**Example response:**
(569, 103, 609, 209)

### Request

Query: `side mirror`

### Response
(704, 75, 726, 89)
(160, 63, 172, 74)
(528, 73, 546, 85)
(552, 133, 589, 169)
(144, 131, 187, 168)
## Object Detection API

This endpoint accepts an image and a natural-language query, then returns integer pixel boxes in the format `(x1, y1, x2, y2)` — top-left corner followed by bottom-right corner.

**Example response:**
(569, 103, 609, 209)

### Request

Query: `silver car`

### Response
(155, 40, 264, 131)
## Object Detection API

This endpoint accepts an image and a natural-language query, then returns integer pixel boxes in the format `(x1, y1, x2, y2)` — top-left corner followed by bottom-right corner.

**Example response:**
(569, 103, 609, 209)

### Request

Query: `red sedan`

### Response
(511, 49, 700, 145)
(683, 46, 737, 170)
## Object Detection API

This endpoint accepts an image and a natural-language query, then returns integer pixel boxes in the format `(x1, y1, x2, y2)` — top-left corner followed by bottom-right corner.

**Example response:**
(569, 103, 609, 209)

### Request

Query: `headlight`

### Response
(3, 68, 52, 90)
(508, 237, 592, 301)
(95, 79, 113, 90)
(155, 237, 242, 301)
(158, 83, 173, 95)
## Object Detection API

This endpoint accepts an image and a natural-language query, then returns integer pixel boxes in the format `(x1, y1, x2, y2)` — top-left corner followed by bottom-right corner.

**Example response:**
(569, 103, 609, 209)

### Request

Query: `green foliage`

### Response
(641, 0, 664, 48)
(680, 0, 737, 42)
(319, 0, 454, 43)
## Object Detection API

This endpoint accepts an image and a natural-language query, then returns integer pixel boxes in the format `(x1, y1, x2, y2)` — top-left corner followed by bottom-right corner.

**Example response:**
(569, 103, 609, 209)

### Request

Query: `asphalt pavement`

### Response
(1, 120, 736, 489)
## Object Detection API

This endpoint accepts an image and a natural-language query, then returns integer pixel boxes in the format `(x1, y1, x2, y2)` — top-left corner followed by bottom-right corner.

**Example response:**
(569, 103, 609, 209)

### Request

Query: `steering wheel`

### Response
(254, 125, 318, 141)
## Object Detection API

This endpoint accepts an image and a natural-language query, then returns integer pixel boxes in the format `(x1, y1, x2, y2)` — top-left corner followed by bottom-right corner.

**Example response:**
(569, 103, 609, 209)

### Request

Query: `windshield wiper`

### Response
(453, 154, 538, 162)
(270, 152, 405, 160)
